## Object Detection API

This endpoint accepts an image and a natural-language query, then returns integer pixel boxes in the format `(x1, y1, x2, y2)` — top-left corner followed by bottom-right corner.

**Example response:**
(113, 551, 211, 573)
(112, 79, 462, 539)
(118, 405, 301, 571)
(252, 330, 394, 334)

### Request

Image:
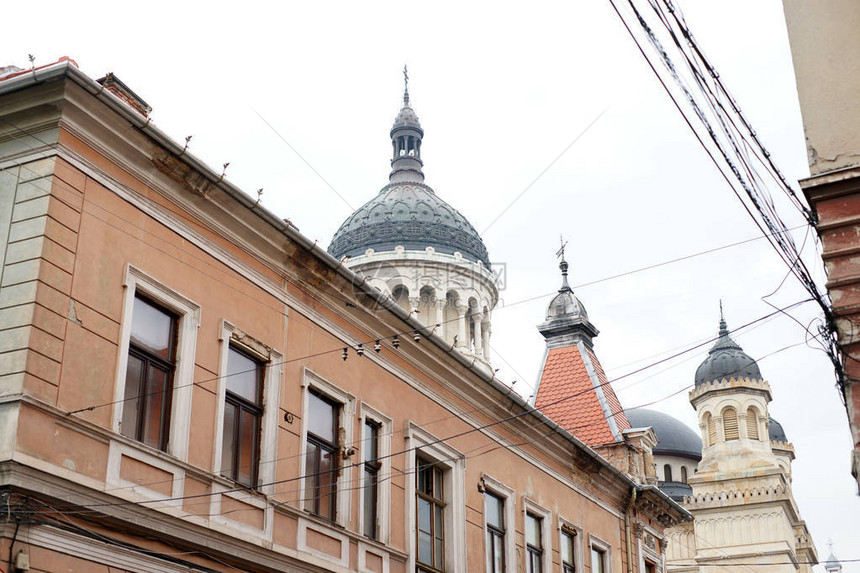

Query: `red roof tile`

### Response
(534, 344, 628, 447)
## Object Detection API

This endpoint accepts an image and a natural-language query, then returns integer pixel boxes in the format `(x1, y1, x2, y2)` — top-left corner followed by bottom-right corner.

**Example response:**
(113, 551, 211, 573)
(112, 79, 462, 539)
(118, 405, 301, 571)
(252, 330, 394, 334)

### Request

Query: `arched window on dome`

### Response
(746, 407, 760, 440)
(723, 407, 739, 441)
(663, 464, 673, 482)
(680, 466, 688, 483)
(392, 285, 410, 313)
(704, 412, 716, 446)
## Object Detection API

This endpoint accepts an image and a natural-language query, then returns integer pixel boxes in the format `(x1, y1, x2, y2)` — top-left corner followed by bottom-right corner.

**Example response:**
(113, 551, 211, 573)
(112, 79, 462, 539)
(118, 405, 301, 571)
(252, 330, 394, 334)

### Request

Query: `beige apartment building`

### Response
(0, 59, 686, 572)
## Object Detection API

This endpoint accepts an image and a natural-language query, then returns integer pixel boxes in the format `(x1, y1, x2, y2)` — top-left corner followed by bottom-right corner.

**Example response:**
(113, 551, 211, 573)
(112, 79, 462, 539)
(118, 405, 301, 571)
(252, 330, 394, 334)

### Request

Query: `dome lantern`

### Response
(389, 65, 425, 183)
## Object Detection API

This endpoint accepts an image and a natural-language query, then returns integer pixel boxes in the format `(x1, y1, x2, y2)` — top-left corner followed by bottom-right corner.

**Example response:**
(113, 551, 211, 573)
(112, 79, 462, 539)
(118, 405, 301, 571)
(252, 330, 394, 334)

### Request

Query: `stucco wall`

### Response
(783, 0, 860, 175)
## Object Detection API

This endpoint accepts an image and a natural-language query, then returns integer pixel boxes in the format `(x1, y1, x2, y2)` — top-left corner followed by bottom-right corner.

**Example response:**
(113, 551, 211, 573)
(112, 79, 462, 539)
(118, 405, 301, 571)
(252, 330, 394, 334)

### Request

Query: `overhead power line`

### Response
(605, 0, 845, 392)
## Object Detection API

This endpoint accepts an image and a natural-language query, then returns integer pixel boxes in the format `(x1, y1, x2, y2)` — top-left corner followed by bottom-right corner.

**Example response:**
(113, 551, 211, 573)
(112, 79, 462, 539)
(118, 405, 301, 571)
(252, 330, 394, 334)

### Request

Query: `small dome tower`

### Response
(689, 309, 779, 474)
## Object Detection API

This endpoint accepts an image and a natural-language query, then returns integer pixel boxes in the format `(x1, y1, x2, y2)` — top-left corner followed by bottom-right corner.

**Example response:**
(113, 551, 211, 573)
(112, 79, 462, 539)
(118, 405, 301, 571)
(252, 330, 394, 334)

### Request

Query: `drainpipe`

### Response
(625, 487, 637, 573)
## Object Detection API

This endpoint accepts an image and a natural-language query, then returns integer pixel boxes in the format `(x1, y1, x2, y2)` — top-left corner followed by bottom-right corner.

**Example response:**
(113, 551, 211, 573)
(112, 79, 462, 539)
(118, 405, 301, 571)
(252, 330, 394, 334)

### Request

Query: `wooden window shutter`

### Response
(706, 414, 717, 446)
(746, 409, 759, 440)
(723, 409, 739, 441)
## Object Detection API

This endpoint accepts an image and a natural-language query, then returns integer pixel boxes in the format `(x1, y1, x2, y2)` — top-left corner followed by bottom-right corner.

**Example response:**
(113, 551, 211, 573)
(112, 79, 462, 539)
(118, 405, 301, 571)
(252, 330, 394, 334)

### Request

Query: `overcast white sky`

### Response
(3, 0, 857, 567)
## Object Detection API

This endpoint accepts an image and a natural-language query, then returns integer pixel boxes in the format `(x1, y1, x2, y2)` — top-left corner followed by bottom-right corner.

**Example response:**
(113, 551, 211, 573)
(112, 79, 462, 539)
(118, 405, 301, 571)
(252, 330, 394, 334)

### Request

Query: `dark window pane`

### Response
(418, 464, 429, 494)
(131, 296, 175, 360)
(492, 534, 504, 573)
(485, 492, 503, 529)
(526, 513, 541, 547)
(305, 441, 317, 512)
(365, 421, 378, 461)
(221, 402, 237, 477)
(307, 391, 335, 442)
(418, 531, 432, 564)
(418, 497, 431, 532)
(562, 531, 575, 565)
(124, 296, 176, 452)
(226, 347, 260, 403)
(591, 548, 604, 573)
(434, 535, 443, 566)
(121, 353, 144, 439)
(142, 366, 167, 449)
(318, 447, 336, 519)
(434, 467, 443, 497)
(363, 468, 377, 538)
(238, 407, 257, 486)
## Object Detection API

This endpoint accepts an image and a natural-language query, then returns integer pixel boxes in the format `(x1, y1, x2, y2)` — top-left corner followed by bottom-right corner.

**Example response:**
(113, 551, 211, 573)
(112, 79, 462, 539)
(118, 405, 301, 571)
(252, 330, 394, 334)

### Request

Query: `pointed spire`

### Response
(712, 303, 740, 351)
(556, 236, 571, 292)
(403, 64, 410, 106)
(390, 66, 424, 182)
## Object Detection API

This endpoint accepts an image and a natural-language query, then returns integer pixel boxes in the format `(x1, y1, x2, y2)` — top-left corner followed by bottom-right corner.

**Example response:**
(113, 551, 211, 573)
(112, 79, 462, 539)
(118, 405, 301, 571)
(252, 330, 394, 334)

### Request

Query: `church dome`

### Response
(328, 182, 491, 265)
(391, 104, 423, 135)
(328, 73, 490, 266)
(537, 256, 599, 346)
(695, 314, 762, 385)
(546, 290, 588, 321)
(626, 408, 703, 460)
(768, 417, 787, 442)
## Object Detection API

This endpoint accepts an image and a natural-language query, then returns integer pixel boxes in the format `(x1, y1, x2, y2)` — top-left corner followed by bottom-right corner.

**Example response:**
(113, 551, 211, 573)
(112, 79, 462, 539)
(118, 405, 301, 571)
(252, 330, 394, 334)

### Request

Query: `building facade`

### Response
(782, 0, 860, 493)
(0, 59, 685, 572)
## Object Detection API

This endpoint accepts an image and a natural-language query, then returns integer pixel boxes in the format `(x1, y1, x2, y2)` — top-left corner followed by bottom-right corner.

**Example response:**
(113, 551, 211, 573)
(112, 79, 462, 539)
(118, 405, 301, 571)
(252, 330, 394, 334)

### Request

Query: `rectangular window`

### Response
(526, 513, 543, 573)
(644, 561, 656, 573)
(417, 458, 446, 572)
(220, 346, 263, 487)
(561, 529, 577, 573)
(485, 492, 505, 573)
(121, 295, 177, 451)
(305, 390, 339, 520)
(363, 419, 381, 539)
(591, 546, 606, 573)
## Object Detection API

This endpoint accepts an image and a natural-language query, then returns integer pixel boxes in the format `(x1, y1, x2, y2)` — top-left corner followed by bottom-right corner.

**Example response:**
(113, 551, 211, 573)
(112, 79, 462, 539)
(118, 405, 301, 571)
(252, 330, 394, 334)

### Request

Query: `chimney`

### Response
(97, 73, 152, 118)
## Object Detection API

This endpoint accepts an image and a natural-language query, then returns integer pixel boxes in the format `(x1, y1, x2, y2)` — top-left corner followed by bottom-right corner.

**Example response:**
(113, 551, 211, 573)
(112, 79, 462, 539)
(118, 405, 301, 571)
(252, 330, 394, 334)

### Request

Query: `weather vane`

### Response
(403, 64, 410, 105)
(556, 235, 568, 262)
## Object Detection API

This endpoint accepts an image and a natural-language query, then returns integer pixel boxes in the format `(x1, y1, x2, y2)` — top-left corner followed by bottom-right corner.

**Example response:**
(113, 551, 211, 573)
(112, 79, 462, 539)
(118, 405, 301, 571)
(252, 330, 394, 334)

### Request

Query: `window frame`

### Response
(589, 535, 611, 573)
(405, 422, 466, 573)
(480, 474, 515, 573)
(220, 344, 263, 486)
(359, 403, 392, 544)
(663, 464, 673, 482)
(300, 369, 355, 527)
(523, 498, 552, 573)
(113, 265, 200, 461)
(212, 320, 282, 493)
(416, 456, 447, 572)
(558, 517, 583, 573)
(636, 528, 662, 573)
(121, 294, 178, 451)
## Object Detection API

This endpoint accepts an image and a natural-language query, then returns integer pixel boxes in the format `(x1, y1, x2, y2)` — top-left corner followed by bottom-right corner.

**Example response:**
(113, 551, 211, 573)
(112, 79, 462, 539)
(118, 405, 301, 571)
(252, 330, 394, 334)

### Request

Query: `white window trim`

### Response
(637, 537, 662, 573)
(480, 473, 515, 573)
(359, 402, 392, 544)
(113, 265, 200, 461)
(212, 320, 282, 494)
(299, 368, 356, 527)
(523, 497, 552, 573)
(637, 523, 664, 573)
(589, 535, 612, 573)
(558, 516, 584, 573)
(405, 421, 466, 573)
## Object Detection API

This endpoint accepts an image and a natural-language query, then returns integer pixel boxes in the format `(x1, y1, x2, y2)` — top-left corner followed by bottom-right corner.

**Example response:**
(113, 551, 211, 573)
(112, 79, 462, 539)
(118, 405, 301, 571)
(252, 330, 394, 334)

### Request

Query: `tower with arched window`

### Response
(662, 311, 817, 573)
